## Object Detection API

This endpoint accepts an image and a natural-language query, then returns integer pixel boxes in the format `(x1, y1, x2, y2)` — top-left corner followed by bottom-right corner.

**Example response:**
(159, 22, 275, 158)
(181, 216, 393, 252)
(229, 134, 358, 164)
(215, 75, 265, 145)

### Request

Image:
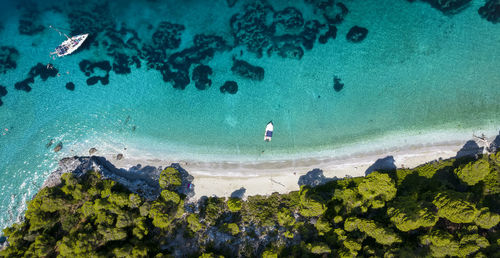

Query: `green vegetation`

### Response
(1, 153, 500, 257)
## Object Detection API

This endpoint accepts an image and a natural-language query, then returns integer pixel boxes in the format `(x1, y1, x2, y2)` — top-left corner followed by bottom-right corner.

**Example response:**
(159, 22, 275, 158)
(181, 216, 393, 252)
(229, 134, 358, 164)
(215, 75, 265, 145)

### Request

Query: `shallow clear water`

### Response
(0, 0, 499, 230)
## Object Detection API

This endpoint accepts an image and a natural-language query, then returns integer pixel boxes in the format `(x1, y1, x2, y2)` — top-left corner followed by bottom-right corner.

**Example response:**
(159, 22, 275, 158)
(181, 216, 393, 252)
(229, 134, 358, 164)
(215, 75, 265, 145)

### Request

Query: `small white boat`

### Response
(264, 121, 273, 142)
(49, 26, 88, 57)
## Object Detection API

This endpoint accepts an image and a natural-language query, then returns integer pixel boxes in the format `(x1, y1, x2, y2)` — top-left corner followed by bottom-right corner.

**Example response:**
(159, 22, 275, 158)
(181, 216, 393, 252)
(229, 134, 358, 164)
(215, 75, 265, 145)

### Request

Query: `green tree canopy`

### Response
(454, 159, 490, 186)
(159, 167, 182, 190)
(357, 172, 397, 208)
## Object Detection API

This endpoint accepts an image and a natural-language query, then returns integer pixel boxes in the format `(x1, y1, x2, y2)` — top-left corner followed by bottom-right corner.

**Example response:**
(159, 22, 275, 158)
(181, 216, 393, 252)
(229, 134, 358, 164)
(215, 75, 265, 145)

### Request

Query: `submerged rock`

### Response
(273, 7, 304, 31)
(419, 0, 472, 14)
(220, 81, 238, 94)
(230, 1, 274, 55)
(231, 58, 265, 81)
(116, 153, 124, 160)
(14, 77, 34, 92)
(333, 76, 344, 92)
(346, 26, 368, 43)
(54, 142, 63, 152)
(0, 46, 19, 74)
(226, 0, 238, 7)
(18, 19, 44, 35)
(478, 0, 500, 24)
(28, 63, 59, 81)
(0, 85, 7, 99)
(89, 148, 98, 155)
(319, 25, 337, 44)
(152, 21, 185, 50)
(65, 82, 75, 91)
(323, 2, 349, 24)
(192, 65, 213, 90)
(46, 139, 54, 148)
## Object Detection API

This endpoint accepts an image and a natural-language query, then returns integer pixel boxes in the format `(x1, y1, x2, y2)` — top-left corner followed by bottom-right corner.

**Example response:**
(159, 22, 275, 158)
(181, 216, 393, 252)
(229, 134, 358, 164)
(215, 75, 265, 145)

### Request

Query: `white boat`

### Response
(49, 26, 88, 57)
(264, 121, 273, 142)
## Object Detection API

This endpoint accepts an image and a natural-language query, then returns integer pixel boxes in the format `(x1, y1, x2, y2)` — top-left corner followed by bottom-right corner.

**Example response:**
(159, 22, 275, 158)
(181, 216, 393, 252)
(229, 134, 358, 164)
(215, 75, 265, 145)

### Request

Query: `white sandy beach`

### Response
(102, 136, 492, 199)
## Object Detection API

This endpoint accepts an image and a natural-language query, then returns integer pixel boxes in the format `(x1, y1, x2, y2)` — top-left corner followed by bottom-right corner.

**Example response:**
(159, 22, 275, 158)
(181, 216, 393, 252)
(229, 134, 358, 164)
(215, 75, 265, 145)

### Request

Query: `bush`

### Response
(227, 197, 242, 212)
(159, 167, 182, 189)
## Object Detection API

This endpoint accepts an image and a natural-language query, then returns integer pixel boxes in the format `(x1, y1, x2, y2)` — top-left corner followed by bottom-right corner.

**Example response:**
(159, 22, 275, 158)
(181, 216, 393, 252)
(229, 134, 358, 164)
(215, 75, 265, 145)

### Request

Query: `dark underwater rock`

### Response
(54, 142, 63, 152)
(220, 81, 238, 94)
(478, 0, 500, 24)
(80, 60, 111, 85)
(300, 20, 323, 50)
(65, 82, 75, 91)
(192, 65, 213, 90)
(418, 0, 472, 14)
(86, 74, 109, 86)
(68, 3, 115, 35)
(319, 25, 337, 44)
(274, 7, 304, 31)
(231, 59, 265, 81)
(152, 21, 185, 50)
(230, 1, 274, 56)
(28, 63, 58, 81)
(18, 19, 44, 35)
(14, 77, 34, 92)
(161, 68, 190, 90)
(227, 0, 238, 7)
(276, 43, 304, 59)
(346, 26, 368, 43)
(0, 85, 6, 106)
(193, 34, 229, 51)
(89, 148, 98, 155)
(112, 52, 132, 74)
(0, 46, 20, 74)
(0, 85, 7, 97)
(333, 76, 344, 92)
(79, 60, 112, 75)
(323, 2, 349, 24)
(116, 153, 124, 160)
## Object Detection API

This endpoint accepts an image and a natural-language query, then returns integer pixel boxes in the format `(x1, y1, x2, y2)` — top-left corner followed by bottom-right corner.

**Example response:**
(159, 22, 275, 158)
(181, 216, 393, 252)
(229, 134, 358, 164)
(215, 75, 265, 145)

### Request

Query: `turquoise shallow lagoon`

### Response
(0, 0, 499, 229)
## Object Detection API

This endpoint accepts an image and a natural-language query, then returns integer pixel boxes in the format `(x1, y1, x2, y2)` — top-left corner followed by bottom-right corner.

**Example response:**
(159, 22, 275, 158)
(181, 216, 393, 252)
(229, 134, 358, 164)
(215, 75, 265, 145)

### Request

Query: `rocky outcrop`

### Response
(42, 156, 194, 200)
(478, 0, 500, 24)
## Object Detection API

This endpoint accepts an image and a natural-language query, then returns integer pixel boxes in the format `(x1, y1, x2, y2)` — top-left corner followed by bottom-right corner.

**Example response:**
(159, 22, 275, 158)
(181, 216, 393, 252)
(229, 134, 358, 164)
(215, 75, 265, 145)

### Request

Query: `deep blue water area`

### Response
(0, 0, 500, 230)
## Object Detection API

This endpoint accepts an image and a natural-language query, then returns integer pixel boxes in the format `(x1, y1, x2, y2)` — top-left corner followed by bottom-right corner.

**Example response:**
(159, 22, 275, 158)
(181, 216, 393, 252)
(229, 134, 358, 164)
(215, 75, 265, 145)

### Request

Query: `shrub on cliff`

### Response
(159, 167, 182, 189)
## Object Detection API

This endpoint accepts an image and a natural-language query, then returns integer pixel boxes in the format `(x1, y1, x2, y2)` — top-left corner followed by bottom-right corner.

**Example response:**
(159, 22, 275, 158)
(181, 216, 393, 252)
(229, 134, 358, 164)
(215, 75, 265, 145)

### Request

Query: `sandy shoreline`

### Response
(100, 137, 491, 199)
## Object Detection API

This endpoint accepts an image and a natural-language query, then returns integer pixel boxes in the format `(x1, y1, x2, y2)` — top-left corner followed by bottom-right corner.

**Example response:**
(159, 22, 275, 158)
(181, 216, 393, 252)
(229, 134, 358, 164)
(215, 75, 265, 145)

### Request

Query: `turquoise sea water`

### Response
(0, 0, 499, 230)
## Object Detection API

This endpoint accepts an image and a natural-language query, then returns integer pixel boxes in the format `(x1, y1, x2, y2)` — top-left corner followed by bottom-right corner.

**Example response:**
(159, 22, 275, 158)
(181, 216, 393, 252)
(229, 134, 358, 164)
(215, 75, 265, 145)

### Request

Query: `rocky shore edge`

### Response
(41, 156, 194, 201)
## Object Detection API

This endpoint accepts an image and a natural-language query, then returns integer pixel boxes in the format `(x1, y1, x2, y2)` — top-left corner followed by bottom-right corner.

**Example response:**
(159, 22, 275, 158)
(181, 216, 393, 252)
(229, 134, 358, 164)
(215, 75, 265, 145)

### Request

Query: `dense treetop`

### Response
(1, 152, 499, 257)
